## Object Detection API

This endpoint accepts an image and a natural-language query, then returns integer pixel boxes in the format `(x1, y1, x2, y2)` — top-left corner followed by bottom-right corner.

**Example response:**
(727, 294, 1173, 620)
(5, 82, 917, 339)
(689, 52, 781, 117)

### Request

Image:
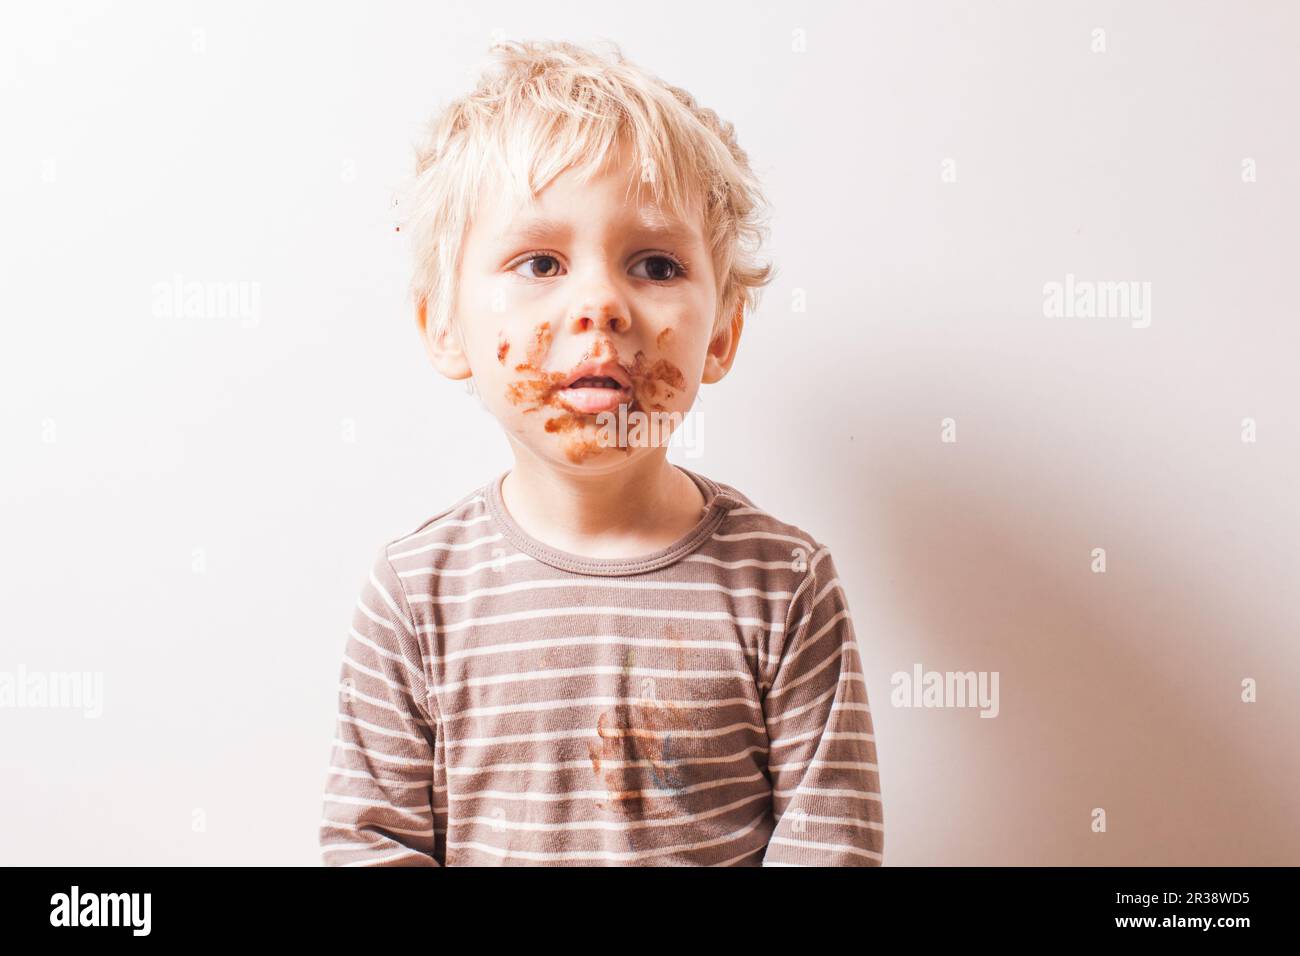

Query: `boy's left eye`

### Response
(630, 255, 685, 282)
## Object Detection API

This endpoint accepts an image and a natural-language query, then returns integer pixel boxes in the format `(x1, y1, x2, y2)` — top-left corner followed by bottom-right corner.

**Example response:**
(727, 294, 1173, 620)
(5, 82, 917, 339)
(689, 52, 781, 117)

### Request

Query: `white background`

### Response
(2, 0, 1297, 864)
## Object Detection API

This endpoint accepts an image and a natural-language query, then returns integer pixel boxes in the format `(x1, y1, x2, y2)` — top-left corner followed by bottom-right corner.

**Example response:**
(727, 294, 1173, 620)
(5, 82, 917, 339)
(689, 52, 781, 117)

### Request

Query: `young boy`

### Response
(319, 39, 883, 866)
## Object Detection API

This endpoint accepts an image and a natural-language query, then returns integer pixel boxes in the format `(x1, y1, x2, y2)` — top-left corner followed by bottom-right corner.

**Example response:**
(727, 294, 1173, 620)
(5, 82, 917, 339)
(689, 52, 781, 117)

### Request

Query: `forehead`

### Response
(473, 148, 704, 245)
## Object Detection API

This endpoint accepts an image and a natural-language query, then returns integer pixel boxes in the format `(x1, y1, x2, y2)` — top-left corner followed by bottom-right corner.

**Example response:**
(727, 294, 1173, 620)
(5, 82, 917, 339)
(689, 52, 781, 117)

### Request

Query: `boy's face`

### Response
(420, 143, 741, 469)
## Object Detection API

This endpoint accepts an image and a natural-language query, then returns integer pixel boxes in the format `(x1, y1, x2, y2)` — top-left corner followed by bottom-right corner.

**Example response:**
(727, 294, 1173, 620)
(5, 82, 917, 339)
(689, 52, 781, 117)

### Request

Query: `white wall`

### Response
(1, 0, 1296, 864)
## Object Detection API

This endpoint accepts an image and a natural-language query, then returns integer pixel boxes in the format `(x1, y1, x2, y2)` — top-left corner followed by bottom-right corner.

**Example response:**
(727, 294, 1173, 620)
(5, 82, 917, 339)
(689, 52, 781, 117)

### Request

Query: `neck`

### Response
(499, 444, 704, 553)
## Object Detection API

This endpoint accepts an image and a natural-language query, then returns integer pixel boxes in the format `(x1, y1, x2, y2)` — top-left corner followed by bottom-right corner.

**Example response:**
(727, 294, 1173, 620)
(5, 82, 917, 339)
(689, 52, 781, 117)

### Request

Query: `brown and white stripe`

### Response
(319, 466, 884, 866)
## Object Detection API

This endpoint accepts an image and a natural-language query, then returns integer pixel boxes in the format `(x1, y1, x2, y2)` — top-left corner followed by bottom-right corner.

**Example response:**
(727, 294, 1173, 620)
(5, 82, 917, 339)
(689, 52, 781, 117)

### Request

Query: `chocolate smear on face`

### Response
(504, 324, 689, 463)
(626, 350, 687, 412)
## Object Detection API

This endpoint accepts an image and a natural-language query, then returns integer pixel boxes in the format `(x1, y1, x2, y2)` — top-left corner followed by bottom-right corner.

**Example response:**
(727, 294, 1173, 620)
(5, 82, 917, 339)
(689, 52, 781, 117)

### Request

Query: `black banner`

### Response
(0, 866, 1284, 941)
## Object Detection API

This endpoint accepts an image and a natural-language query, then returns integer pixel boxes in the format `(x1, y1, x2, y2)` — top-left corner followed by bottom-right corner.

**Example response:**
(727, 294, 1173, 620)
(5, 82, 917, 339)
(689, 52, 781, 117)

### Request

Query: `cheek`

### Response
(651, 327, 703, 396)
(499, 321, 567, 412)
(626, 350, 690, 413)
(459, 291, 536, 385)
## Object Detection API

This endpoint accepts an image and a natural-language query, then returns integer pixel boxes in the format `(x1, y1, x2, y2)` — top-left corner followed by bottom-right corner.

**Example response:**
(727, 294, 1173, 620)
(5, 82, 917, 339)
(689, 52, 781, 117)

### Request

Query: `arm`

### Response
(319, 547, 441, 866)
(760, 545, 884, 866)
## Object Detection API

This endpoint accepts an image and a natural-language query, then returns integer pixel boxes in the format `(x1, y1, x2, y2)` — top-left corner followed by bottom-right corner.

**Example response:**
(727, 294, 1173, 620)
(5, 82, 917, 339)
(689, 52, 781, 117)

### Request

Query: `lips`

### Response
(561, 359, 632, 391)
(556, 359, 633, 415)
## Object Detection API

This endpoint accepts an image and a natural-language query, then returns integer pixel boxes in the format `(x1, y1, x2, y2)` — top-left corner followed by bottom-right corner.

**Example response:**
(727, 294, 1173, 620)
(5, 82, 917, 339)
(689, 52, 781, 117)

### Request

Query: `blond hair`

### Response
(403, 39, 774, 345)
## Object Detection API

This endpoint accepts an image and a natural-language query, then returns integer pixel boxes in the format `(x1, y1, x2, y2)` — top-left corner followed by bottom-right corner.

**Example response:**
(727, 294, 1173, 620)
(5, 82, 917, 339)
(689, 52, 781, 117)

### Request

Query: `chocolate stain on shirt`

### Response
(589, 699, 694, 819)
(588, 625, 696, 818)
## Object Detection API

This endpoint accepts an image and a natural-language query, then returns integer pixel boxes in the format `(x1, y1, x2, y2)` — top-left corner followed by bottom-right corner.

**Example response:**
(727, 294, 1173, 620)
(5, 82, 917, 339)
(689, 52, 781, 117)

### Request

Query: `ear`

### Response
(417, 298, 472, 380)
(701, 297, 744, 384)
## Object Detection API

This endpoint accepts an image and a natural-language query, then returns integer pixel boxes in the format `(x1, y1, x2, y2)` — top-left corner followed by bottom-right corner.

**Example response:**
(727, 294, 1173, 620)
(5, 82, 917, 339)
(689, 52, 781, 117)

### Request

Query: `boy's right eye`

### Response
(511, 253, 564, 279)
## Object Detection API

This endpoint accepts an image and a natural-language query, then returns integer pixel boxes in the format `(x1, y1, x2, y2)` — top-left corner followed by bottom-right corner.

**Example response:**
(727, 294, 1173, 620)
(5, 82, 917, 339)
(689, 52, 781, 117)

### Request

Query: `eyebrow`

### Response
(633, 220, 697, 245)
(503, 218, 572, 245)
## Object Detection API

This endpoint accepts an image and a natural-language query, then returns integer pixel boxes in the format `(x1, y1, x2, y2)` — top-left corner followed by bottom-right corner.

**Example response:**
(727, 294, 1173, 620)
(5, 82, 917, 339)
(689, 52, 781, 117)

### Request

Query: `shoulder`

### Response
(706, 475, 826, 561)
(707, 479, 859, 636)
(354, 481, 497, 623)
(377, 481, 495, 569)
(689, 473, 839, 603)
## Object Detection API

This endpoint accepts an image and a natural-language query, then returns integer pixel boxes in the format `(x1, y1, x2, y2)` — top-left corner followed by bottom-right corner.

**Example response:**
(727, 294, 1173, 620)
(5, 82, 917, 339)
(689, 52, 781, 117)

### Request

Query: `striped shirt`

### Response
(319, 466, 884, 866)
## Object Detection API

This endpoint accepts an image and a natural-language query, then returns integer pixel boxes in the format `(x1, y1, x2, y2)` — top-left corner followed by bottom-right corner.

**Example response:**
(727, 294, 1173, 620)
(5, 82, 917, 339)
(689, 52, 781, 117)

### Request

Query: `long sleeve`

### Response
(319, 547, 441, 866)
(760, 545, 884, 865)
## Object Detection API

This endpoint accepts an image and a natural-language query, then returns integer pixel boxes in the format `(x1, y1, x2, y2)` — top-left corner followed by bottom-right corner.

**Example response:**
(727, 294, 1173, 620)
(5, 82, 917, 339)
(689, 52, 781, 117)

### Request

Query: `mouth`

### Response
(556, 361, 634, 415)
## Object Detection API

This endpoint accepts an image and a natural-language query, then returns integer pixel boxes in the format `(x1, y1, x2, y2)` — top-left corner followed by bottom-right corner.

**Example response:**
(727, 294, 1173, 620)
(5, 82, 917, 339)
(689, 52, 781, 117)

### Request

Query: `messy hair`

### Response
(403, 38, 774, 345)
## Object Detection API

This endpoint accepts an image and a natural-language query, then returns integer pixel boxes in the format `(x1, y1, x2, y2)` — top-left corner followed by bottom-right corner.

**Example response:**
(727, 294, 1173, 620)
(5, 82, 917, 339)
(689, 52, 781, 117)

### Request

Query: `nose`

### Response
(566, 267, 631, 336)
(570, 310, 628, 335)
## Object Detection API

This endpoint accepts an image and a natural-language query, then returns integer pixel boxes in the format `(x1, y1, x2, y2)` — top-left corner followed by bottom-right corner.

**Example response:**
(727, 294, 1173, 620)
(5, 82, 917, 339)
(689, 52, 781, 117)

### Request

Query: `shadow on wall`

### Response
(857, 411, 1293, 865)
